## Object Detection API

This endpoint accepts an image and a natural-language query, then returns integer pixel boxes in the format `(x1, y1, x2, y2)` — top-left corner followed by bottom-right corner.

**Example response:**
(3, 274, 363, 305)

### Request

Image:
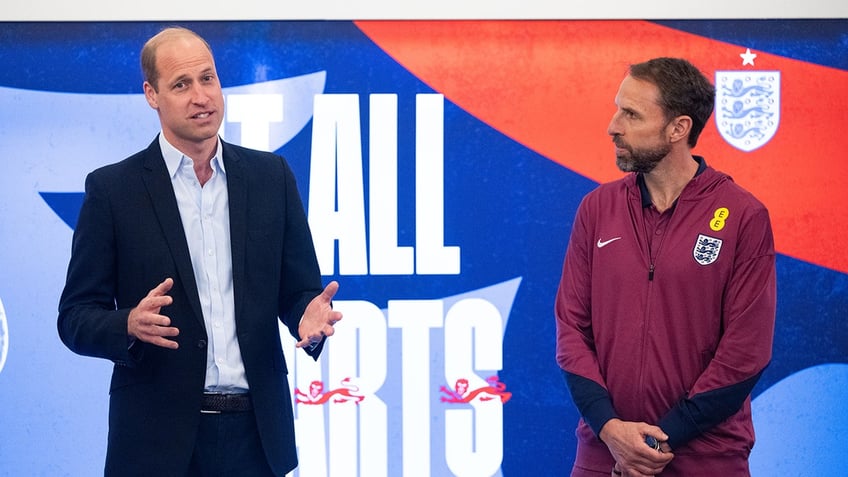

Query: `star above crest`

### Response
(740, 48, 757, 66)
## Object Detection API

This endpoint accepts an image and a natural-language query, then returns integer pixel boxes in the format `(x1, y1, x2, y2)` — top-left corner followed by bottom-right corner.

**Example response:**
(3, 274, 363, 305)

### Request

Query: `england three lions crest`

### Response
(716, 70, 781, 152)
(693, 234, 723, 266)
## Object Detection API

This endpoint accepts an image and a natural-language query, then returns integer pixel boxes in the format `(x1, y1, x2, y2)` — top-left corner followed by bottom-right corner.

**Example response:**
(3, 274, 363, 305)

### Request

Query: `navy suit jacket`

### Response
(58, 137, 324, 476)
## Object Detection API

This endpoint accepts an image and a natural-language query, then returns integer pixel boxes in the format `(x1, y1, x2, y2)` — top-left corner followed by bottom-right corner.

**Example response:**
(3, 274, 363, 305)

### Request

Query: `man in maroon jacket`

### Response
(555, 58, 776, 477)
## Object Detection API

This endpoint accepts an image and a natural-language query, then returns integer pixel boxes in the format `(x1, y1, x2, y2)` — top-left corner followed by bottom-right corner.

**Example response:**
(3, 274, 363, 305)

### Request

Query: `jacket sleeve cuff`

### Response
(562, 370, 619, 437)
(658, 368, 765, 449)
(656, 403, 701, 449)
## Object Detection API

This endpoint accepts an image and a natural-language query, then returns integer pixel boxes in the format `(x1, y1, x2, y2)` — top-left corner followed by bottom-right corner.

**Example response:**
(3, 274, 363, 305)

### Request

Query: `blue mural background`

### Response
(0, 21, 845, 476)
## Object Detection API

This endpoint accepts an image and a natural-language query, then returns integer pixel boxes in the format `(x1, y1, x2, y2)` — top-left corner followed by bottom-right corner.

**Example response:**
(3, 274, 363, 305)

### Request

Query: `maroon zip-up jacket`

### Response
(555, 158, 776, 476)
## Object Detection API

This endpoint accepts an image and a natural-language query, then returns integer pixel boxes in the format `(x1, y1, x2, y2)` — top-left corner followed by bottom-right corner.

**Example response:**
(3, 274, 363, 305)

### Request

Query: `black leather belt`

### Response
(201, 393, 252, 414)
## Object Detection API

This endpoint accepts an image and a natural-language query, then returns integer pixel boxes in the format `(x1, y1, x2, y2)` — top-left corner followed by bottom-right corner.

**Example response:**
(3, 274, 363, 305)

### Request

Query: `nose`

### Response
(607, 111, 622, 137)
(190, 85, 209, 105)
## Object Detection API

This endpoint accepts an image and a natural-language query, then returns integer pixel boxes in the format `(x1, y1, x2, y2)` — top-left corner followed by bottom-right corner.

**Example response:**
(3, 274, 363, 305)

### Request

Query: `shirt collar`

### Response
(159, 133, 225, 179)
(638, 155, 707, 208)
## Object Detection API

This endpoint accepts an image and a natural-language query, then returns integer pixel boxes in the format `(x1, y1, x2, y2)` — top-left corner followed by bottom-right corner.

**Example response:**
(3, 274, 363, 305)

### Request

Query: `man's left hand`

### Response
(600, 419, 673, 476)
(296, 281, 342, 349)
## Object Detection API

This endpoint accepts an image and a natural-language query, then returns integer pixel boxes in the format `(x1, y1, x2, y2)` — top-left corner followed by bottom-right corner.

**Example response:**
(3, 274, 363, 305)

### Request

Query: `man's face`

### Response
(607, 75, 672, 173)
(143, 35, 224, 153)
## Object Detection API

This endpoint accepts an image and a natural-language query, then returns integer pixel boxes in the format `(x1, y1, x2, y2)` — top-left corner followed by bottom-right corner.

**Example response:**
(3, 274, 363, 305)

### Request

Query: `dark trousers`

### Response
(187, 411, 277, 477)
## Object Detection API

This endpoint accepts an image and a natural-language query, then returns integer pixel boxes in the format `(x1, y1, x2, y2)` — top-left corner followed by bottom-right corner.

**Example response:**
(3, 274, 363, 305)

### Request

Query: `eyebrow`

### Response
(621, 106, 641, 117)
(169, 68, 216, 86)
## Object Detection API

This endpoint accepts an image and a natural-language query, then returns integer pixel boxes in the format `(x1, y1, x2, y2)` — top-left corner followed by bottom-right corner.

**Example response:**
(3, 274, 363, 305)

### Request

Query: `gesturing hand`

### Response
(127, 278, 180, 349)
(296, 281, 343, 349)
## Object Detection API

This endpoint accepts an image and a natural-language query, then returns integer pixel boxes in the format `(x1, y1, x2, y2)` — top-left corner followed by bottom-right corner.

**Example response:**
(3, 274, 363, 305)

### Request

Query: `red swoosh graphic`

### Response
(356, 20, 848, 274)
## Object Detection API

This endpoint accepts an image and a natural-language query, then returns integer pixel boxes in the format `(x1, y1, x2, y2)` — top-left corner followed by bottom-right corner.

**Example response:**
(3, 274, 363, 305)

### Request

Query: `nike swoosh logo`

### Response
(597, 237, 622, 248)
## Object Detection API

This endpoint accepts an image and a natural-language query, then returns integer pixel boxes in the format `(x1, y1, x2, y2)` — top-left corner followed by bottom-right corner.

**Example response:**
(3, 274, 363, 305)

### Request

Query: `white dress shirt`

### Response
(160, 134, 248, 392)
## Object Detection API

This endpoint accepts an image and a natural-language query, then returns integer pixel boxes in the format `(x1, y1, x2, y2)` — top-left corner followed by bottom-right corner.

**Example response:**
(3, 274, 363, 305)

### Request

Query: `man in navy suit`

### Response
(58, 26, 342, 476)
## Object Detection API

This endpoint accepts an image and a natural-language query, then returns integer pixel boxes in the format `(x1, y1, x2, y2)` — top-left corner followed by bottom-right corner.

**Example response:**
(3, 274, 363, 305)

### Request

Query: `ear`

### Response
(143, 81, 158, 110)
(667, 115, 692, 144)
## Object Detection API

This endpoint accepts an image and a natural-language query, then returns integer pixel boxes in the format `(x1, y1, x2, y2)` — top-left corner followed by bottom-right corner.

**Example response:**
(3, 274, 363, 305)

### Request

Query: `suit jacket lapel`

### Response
(140, 138, 205, 328)
(223, 142, 247, 322)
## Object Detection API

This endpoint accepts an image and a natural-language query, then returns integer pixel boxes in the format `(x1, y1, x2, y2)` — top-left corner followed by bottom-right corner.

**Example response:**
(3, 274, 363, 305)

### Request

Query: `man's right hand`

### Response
(600, 418, 673, 476)
(127, 278, 179, 349)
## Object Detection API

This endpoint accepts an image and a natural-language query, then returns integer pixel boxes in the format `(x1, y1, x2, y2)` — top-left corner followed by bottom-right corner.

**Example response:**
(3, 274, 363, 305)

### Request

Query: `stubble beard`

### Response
(614, 137, 671, 174)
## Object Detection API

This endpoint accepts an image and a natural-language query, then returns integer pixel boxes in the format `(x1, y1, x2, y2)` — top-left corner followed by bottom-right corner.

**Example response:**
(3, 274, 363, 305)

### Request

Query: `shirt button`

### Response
(207, 249, 214, 256)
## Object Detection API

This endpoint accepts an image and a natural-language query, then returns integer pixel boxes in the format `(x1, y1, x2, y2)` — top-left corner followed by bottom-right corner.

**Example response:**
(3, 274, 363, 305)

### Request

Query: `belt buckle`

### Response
(201, 391, 223, 414)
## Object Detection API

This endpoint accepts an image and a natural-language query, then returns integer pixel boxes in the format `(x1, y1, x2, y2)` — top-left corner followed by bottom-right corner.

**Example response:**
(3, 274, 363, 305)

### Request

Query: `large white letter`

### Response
(415, 94, 460, 275)
(284, 322, 326, 477)
(225, 94, 283, 151)
(0, 295, 7, 374)
(369, 94, 414, 275)
(327, 300, 389, 477)
(444, 298, 504, 477)
(308, 94, 368, 275)
(388, 300, 444, 477)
